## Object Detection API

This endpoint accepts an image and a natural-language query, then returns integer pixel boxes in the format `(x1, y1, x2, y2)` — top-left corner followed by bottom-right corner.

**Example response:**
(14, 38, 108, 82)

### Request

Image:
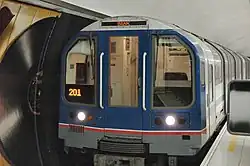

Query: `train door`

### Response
(204, 57, 210, 136)
(99, 31, 149, 137)
(208, 61, 216, 133)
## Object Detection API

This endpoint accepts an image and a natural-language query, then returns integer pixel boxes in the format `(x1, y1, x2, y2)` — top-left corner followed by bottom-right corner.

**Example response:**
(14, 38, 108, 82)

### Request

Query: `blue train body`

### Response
(58, 16, 250, 161)
(60, 30, 203, 130)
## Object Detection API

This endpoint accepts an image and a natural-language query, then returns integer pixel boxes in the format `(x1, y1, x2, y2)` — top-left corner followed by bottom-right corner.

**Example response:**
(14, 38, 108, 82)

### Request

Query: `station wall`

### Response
(0, 0, 60, 62)
(0, 0, 60, 165)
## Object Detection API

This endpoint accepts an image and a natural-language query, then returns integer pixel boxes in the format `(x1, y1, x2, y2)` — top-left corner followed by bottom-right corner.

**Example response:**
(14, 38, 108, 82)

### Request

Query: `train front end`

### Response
(58, 16, 205, 162)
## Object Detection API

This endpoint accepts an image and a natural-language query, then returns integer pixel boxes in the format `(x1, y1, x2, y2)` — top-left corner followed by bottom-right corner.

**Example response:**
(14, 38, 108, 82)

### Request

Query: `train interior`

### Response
(108, 36, 138, 107)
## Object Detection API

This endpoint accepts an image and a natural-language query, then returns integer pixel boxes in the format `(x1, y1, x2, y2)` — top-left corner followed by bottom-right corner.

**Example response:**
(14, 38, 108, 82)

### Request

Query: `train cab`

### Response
(58, 16, 250, 163)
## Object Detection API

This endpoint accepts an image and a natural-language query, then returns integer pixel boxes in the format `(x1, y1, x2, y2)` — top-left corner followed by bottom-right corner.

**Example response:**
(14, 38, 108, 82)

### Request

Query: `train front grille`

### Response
(98, 136, 148, 154)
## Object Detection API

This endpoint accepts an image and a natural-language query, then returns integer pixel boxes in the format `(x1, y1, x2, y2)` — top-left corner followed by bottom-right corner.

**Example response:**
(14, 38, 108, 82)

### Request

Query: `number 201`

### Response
(69, 88, 81, 96)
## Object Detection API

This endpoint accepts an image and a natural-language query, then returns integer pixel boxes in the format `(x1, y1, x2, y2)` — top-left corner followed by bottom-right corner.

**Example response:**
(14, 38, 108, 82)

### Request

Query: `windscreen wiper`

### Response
(153, 35, 160, 87)
(88, 33, 95, 80)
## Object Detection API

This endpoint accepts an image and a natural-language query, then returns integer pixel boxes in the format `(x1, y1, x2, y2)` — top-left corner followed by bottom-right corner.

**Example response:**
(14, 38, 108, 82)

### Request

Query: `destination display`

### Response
(101, 20, 147, 27)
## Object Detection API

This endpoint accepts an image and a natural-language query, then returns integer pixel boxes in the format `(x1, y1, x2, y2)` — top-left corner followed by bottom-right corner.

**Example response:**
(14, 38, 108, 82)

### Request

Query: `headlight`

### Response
(165, 115, 175, 126)
(77, 112, 86, 121)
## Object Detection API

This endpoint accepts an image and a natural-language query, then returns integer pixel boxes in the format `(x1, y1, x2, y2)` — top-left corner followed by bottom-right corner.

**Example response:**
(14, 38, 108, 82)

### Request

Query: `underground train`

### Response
(58, 16, 250, 164)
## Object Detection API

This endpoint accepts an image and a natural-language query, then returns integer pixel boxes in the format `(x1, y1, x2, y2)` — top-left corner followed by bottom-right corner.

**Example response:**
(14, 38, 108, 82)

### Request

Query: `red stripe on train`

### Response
(59, 123, 206, 135)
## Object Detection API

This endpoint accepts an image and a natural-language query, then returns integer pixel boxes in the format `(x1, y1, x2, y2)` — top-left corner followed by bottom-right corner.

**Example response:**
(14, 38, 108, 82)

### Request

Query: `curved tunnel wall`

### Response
(0, 16, 58, 166)
(0, 0, 60, 61)
(0, 1, 96, 166)
(38, 14, 95, 166)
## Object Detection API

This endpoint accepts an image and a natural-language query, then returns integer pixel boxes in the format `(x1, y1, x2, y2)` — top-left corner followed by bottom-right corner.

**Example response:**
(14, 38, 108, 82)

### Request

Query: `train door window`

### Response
(214, 65, 218, 85)
(246, 60, 248, 78)
(246, 59, 248, 79)
(65, 38, 96, 104)
(211, 51, 221, 85)
(234, 54, 241, 79)
(223, 53, 229, 81)
(236, 54, 240, 79)
(204, 42, 223, 85)
(241, 57, 245, 79)
(224, 49, 237, 80)
(108, 36, 138, 107)
(209, 64, 214, 101)
(230, 52, 237, 79)
(152, 36, 193, 108)
(214, 58, 223, 85)
(214, 45, 229, 81)
(230, 55, 236, 79)
(245, 57, 248, 79)
(200, 61, 205, 85)
(246, 58, 250, 79)
(227, 53, 233, 80)
(247, 60, 249, 79)
(248, 60, 250, 79)
(219, 49, 230, 81)
(238, 55, 242, 79)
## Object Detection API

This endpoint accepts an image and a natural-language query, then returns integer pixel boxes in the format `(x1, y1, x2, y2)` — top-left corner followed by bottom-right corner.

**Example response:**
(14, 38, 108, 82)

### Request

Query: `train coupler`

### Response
(94, 154, 145, 166)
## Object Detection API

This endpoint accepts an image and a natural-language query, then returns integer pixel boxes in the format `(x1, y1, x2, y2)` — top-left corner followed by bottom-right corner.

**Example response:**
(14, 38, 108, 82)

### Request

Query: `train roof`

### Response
(82, 16, 180, 31)
(80, 15, 245, 58)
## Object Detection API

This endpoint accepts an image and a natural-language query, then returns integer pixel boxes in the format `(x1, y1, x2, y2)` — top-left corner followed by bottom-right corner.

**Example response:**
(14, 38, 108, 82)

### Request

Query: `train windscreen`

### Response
(65, 38, 96, 104)
(152, 36, 193, 108)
